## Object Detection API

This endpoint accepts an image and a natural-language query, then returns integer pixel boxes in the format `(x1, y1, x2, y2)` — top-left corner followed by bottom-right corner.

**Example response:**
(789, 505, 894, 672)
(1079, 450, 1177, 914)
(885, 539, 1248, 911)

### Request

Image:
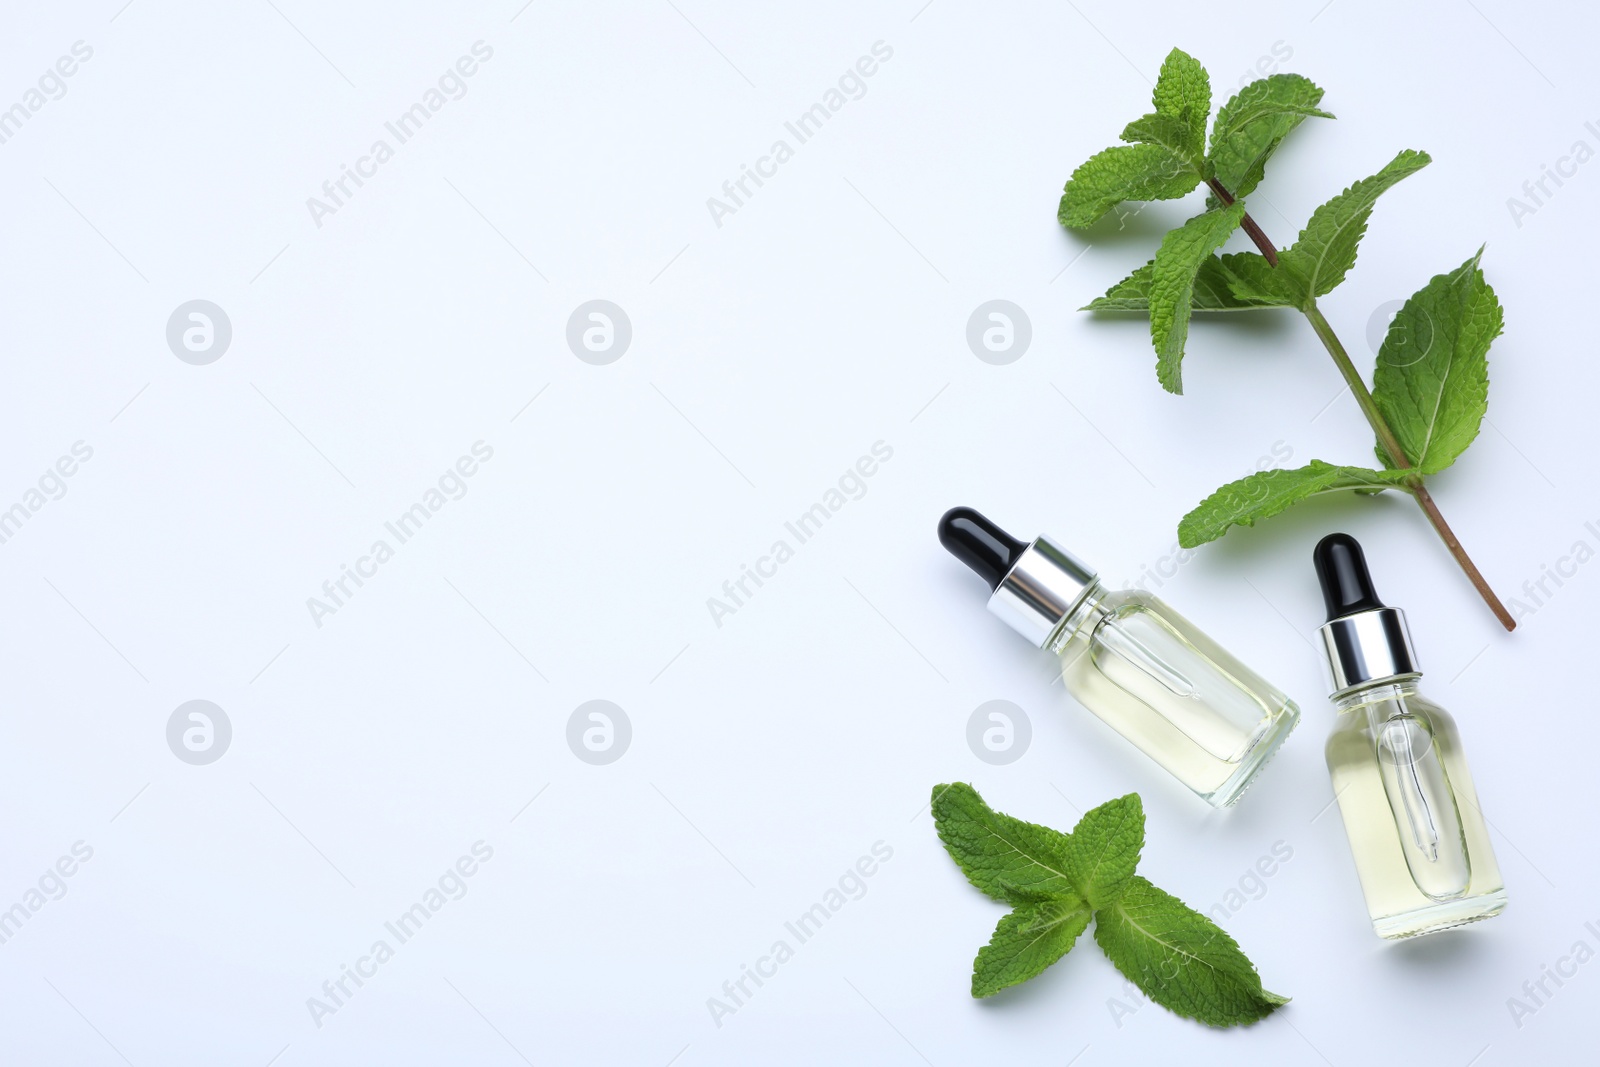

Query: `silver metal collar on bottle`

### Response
(986, 536, 1098, 648)
(1317, 607, 1420, 695)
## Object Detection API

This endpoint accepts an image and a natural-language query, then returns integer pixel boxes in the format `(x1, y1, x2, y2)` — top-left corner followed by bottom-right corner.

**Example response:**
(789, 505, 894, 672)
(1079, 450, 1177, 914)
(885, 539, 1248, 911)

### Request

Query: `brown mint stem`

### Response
(1206, 177, 1516, 631)
(1205, 178, 1278, 267)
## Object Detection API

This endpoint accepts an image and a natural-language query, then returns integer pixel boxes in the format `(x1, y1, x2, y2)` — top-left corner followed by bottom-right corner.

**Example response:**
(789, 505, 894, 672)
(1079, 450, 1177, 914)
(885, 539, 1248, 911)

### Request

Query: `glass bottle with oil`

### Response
(938, 507, 1298, 807)
(1314, 532, 1507, 938)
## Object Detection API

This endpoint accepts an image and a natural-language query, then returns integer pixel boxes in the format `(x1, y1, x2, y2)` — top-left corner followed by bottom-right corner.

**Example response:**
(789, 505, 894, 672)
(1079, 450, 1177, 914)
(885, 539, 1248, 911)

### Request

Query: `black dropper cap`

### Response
(938, 507, 1028, 590)
(1312, 532, 1386, 620)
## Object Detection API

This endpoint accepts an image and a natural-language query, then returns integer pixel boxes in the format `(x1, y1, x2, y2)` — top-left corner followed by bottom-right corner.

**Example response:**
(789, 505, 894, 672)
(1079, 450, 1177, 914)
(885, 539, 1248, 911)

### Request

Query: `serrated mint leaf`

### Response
(1064, 794, 1143, 909)
(1082, 261, 1162, 311)
(1084, 255, 1295, 312)
(932, 783, 1076, 904)
(995, 879, 1066, 904)
(1216, 250, 1299, 305)
(1152, 48, 1211, 160)
(1150, 203, 1247, 393)
(1094, 875, 1288, 1027)
(1275, 149, 1431, 299)
(1371, 249, 1502, 474)
(1178, 460, 1414, 547)
(1122, 113, 1205, 168)
(971, 893, 1093, 998)
(1207, 74, 1333, 201)
(1058, 144, 1201, 229)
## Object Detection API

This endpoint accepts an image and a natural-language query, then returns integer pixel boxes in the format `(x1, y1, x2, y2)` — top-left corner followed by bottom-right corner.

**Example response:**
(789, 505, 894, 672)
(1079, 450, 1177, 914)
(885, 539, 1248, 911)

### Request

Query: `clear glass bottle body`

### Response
(1048, 582, 1299, 807)
(1324, 678, 1506, 938)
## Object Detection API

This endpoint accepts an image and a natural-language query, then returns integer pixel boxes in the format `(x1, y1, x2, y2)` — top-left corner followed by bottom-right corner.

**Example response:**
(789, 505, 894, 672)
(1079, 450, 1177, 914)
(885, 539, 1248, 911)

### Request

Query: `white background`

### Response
(1, 1, 1595, 1064)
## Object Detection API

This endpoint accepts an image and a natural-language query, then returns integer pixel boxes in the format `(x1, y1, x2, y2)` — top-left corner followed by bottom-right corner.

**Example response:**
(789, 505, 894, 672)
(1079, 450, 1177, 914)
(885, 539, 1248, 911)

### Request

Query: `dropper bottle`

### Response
(1314, 532, 1507, 938)
(938, 507, 1299, 807)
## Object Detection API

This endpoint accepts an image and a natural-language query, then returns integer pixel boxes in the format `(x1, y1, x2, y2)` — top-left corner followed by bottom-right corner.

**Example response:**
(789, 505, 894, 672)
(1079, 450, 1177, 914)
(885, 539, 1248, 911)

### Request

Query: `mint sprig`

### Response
(932, 783, 1287, 1027)
(1059, 47, 1516, 631)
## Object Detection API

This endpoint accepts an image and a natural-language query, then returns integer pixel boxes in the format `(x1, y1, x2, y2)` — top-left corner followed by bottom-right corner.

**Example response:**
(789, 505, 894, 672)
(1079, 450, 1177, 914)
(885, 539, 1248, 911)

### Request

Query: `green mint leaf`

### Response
(1064, 794, 1143, 909)
(1207, 74, 1333, 201)
(1371, 249, 1502, 473)
(1094, 875, 1289, 1027)
(1152, 48, 1211, 160)
(1058, 144, 1200, 229)
(1178, 460, 1414, 548)
(1215, 250, 1300, 305)
(971, 894, 1094, 998)
(994, 879, 1066, 904)
(1150, 203, 1247, 393)
(1122, 113, 1205, 169)
(1276, 149, 1431, 299)
(1082, 262, 1162, 311)
(931, 783, 1076, 904)
(1083, 254, 1294, 312)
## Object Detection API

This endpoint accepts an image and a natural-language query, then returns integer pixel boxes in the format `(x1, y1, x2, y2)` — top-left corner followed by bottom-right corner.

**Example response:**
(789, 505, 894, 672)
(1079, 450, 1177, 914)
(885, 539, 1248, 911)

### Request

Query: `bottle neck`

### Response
(1044, 579, 1109, 653)
(1318, 606, 1418, 694)
(1330, 673, 1423, 711)
(986, 537, 1099, 648)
